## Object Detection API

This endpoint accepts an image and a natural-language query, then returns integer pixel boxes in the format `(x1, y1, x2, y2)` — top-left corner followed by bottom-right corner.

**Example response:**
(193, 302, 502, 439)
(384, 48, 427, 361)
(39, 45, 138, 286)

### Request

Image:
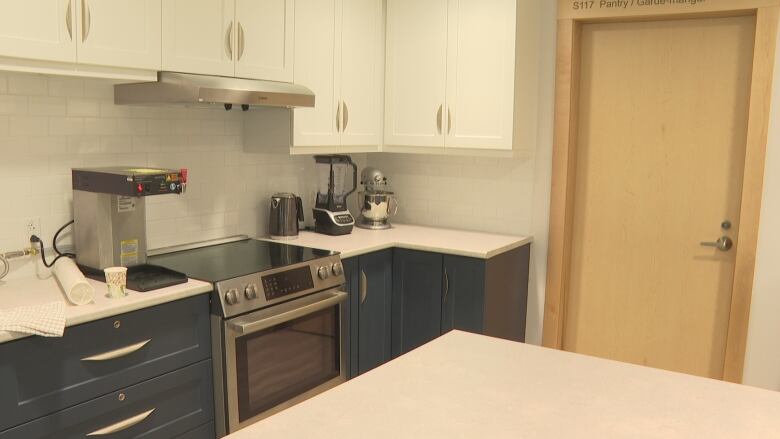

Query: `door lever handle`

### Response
(700, 236, 733, 252)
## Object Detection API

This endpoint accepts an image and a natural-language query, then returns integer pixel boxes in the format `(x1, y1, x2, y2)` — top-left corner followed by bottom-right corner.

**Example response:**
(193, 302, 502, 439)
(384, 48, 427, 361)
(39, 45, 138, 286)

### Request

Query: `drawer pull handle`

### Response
(86, 408, 155, 436)
(81, 339, 151, 362)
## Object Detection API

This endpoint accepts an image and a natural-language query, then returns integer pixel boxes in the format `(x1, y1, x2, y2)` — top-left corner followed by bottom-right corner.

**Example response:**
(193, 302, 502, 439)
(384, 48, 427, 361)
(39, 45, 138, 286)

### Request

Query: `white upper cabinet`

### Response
(385, 0, 521, 151)
(384, 0, 448, 148)
(234, 0, 294, 82)
(293, 0, 340, 147)
(445, 0, 515, 150)
(339, 0, 384, 147)
(162, 0, 235, 77)
(0, 0, 77, 63)
(163, 0, 293, 81)
(77, 0, 162, 70)
(293, 0, 384, 151)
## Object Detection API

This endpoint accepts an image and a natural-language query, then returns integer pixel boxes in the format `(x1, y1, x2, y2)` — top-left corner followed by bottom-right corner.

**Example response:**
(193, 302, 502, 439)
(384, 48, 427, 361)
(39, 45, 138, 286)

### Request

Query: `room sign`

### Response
(559, 0, 780, 19)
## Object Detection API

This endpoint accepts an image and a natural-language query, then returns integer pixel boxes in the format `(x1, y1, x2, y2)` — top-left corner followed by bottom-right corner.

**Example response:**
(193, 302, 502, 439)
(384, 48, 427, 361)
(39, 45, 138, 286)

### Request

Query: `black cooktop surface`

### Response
(148, 239, 336, 282)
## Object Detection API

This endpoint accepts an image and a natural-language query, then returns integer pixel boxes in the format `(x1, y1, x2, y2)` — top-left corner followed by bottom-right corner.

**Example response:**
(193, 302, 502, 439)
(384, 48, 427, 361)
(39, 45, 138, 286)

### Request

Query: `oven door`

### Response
(223, 289, 348, 432)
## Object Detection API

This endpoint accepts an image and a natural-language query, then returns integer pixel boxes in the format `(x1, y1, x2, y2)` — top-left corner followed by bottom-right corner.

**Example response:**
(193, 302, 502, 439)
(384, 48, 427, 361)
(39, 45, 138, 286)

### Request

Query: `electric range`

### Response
(149, 238, 348, 436)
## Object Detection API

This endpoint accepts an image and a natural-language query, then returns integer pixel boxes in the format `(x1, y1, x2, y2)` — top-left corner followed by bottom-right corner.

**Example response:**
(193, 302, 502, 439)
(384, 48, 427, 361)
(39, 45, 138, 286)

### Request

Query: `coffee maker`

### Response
(313, 155, 357, 235)
(72, 167, 188, 291)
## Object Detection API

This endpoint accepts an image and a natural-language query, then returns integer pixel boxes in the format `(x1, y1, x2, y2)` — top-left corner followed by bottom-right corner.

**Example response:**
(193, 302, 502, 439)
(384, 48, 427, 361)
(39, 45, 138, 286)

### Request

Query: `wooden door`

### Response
(444, 0, 516, 150)
(77, 0, 161, 70)
(562, 17, 756, 379)
(292, 0, 340, 147)
(391, 249, 443, 357)
(384, 0, 448, 148)
(162, 0, 235, 77)
(0, 0, 76, 63)
(339, 0, 384, 148)
(356, 250, 393, 375)
(234, 0, 293, 82)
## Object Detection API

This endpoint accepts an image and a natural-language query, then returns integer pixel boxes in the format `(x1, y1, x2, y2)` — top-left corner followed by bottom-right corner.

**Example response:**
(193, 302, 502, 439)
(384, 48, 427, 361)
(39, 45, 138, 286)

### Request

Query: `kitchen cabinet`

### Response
(234, 0, 293, 82)
(163, 0, 293, 81)
(345, 250, 393, 378)
(391, 249, 443, 357)
(76, 0, 162, 70)
(384, 0, 519, 151)
(0, 0, 76, 63)
(0, 295, 213, 435)
(162, 0, 235, 77)
(441, 254, 485, 334)
(292, 0, 384, 151)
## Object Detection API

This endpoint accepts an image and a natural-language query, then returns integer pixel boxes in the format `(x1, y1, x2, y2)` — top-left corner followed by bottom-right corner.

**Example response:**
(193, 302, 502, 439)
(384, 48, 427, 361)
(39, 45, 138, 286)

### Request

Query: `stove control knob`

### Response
(331, 262, 344, 276)
(244, 284, 258, 300)
(225, 289, 239, 305)
(317, 266, 330, 280)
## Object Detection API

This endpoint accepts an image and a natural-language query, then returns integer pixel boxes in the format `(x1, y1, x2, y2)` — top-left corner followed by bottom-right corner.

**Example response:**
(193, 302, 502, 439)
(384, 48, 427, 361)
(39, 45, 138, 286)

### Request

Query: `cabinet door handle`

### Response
(86, 409, 155, 436)
(447, 107, 453, 135)
(336, 101, 342, 132)
(237, 22, 245, 60)
(81, 0, 91, 42)
(359, 270, 367, 304)
(225, 21, 234, 60)
(443, 268, 449, 303)
(65, 0, 73, 40)
(436, 104, 443, 134)
(343, 101, 349, 132)
(81, 339, 151, 361)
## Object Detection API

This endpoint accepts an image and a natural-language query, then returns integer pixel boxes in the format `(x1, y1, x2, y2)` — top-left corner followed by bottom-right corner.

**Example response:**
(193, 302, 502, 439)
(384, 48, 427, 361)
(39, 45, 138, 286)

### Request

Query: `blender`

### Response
(313, 155, 358, 235)
(357, 167, 398, 230)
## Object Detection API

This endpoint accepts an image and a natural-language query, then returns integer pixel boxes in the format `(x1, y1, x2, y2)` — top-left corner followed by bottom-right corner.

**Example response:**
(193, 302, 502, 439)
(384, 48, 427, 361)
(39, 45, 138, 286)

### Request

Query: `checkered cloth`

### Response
(0, 301, 66, 337)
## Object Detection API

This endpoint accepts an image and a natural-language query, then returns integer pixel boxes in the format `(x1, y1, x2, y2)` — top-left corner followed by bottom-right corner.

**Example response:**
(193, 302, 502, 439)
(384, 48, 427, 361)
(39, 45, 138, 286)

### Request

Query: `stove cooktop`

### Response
(148, 239, 337, 283)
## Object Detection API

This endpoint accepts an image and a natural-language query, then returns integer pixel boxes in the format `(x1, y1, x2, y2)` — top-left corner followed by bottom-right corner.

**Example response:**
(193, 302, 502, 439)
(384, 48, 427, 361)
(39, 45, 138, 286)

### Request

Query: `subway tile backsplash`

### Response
(0, 72, 320, 274)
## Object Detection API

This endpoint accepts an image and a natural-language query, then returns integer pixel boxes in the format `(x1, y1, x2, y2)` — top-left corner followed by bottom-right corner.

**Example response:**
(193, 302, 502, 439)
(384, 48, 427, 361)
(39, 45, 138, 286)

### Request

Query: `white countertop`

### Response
(0, 276, 212, 344)
(261, 224, 532, 259)
(228, 331, 780, 439)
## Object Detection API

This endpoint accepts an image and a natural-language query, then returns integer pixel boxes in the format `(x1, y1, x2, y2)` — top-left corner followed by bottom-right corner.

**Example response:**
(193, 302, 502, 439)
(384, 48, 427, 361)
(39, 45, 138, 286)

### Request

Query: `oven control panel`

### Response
(214, 255, 346, 318)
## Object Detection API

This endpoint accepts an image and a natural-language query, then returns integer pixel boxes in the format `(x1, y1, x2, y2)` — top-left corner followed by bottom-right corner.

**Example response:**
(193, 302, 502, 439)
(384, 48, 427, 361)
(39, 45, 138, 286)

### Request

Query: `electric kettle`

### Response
(269, 193, 304, 240)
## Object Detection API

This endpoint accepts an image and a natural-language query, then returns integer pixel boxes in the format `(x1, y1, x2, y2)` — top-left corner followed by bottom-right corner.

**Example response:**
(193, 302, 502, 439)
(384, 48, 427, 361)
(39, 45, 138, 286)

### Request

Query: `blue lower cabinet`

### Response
(343, 257, 359, 379)
(0, 295, 211, 432)
(344, 250, 393, 378)
(441, 255, 486, 335)
(0, 359, 214, 439)
(391, 249, 443, 358)
(175, 421, 215, 439)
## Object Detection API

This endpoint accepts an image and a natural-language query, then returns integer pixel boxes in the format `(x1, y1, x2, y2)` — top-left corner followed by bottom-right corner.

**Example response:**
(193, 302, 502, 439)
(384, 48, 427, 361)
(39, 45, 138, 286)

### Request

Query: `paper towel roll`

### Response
(53, 257, 94, 305)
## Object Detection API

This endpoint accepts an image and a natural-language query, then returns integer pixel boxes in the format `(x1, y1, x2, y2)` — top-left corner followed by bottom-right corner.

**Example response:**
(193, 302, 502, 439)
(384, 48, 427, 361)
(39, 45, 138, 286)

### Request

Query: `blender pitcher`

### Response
(313, 155, 358, 235)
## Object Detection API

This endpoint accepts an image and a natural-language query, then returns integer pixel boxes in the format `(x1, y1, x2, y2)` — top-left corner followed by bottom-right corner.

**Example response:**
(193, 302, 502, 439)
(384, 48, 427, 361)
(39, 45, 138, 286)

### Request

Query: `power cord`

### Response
(53, 220, 75, 257)
(30, 219, 77, 269)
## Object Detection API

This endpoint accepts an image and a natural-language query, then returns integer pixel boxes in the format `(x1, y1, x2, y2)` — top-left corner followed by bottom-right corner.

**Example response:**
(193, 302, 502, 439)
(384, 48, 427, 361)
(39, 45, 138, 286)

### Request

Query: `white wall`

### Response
(741, 25, 780, 391)
(0, 72, 335, 281)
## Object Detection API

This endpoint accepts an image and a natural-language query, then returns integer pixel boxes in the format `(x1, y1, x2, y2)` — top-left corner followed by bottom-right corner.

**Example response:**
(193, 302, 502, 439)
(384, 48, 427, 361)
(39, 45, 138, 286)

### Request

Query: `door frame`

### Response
(543, 0, 780, 383)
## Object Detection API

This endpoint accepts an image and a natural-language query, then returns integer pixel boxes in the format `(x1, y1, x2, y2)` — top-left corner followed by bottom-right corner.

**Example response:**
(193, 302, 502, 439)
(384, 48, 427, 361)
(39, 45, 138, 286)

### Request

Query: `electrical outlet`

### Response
(25, 217, 41, 239)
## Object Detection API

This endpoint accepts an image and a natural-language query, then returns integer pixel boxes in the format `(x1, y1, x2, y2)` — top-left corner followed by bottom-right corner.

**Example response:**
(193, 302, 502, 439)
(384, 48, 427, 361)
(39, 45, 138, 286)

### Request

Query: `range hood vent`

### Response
(114, 72, 315, 109)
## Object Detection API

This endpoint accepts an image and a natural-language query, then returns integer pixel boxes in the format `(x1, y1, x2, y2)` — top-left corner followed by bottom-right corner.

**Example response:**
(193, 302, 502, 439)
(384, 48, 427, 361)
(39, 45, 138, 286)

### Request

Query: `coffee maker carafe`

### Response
(313, 155, 357, 235)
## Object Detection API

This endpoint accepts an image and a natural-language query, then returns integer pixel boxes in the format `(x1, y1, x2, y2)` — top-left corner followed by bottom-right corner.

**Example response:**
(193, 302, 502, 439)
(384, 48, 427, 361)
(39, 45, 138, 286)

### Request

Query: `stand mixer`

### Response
(357, 167, 398, 230)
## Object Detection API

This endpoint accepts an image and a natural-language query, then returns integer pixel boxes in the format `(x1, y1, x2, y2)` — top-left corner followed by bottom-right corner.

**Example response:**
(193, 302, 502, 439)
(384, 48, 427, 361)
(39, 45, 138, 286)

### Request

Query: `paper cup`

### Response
(104, 267, 128, 298)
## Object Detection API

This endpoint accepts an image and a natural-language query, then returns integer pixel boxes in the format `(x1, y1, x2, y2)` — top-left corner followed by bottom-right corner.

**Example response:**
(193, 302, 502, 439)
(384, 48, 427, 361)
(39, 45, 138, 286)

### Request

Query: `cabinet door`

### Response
(292, 0, 340, 147)
(444, 0, 516, 150)
(0, 0, 76, 63)
(356, 250, 393, 375)
(76, 0, 161, 70)
(441, 255, 485, 334)
(391, 249, 443, 357)
(339, 0, 384, 147)
(234, 0, 293, 81)
(162, 0, 235, 77)
(384, 0, 448, 147)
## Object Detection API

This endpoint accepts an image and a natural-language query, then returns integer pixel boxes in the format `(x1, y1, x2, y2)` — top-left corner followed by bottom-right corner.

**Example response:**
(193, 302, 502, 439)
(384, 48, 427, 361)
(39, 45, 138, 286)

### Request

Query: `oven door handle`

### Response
(228, 290, 347, 335)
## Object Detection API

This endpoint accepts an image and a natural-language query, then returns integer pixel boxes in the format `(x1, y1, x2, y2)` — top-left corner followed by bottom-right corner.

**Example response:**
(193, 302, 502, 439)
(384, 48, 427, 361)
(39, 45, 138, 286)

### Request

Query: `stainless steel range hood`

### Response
(114, 72, 315, 109)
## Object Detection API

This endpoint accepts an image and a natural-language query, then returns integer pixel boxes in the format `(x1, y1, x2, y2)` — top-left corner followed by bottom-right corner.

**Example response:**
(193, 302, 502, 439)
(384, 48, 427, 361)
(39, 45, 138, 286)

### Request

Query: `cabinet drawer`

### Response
(0, 359, 214, 439)
(0, 295, 211, 431)
(175, 421, 215, 439)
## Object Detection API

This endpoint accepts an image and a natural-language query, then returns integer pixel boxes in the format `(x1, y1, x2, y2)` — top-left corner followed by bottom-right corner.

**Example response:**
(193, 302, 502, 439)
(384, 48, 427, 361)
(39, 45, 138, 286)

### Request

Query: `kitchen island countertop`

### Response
(259, 223, 532, 259)
(226, 330, 780, 439)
